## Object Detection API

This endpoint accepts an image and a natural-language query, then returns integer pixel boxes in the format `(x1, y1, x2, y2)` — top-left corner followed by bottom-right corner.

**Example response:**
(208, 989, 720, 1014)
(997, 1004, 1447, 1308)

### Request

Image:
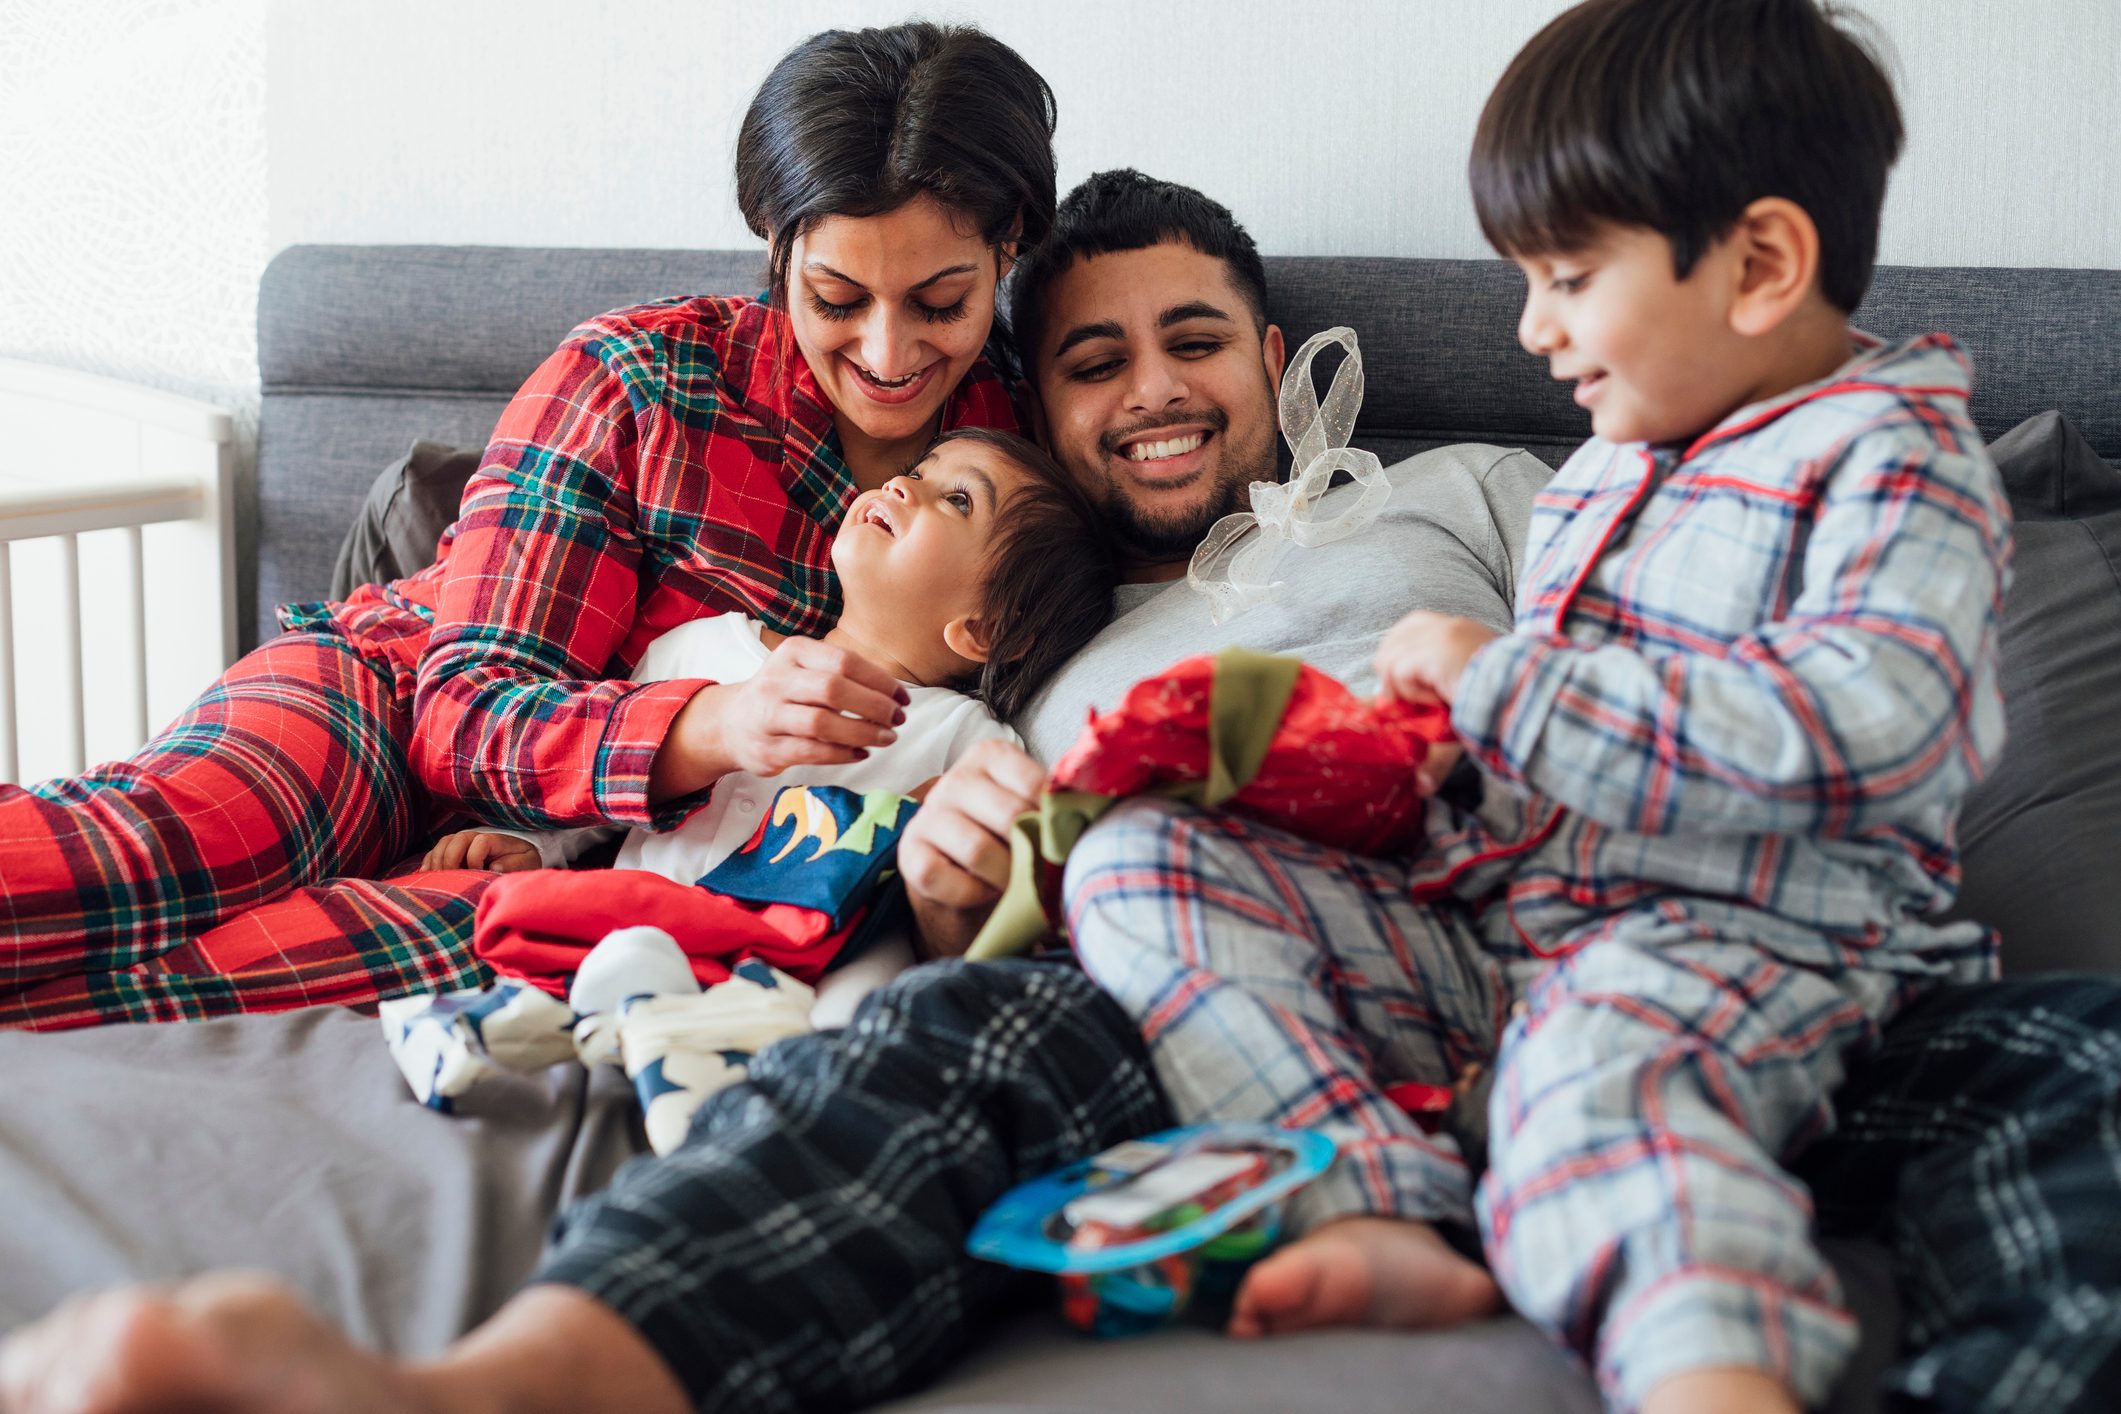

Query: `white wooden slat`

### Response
(0, 540, 15, 784)
(59, 533, 85, 776)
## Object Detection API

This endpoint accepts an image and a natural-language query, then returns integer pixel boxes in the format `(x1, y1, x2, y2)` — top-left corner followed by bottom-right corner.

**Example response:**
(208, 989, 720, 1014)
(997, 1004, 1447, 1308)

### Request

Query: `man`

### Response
(4, 172, 2117, 1414)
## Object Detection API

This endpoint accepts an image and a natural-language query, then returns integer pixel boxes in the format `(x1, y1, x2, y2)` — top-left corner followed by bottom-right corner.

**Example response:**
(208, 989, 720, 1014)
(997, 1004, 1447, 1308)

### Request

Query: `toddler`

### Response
(391, 427, 1116, 1150)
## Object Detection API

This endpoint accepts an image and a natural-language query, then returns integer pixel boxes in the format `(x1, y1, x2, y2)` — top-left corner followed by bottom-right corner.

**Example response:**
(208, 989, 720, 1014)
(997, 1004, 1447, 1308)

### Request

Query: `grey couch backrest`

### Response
(253, 244, 2121, 649)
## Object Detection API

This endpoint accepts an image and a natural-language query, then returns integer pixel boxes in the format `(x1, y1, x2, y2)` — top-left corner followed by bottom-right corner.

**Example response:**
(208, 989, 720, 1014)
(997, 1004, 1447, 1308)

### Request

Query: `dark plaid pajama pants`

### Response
(0, 631, 491, 1029)
(525, 958, 2121, 1413)
(534, 957, 1171, 1414)
(1799, 976, 2121, 1413)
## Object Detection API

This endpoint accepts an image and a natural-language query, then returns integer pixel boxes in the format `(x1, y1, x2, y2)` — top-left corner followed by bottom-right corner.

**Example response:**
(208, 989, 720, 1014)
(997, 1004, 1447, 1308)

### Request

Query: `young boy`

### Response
(392, 428, 1117, 1142)
(1070, 3, 2009, 1412)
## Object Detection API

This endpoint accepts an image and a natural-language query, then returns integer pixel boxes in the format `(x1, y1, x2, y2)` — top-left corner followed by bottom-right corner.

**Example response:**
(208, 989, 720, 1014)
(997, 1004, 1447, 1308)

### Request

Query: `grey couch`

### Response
(2, 247, 2112, 1414)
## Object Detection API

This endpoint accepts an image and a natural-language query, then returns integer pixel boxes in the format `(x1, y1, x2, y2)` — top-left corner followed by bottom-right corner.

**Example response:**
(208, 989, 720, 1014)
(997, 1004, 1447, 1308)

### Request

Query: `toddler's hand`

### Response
(1374, 611, 1501, 708)
(423, 830, 542, 874)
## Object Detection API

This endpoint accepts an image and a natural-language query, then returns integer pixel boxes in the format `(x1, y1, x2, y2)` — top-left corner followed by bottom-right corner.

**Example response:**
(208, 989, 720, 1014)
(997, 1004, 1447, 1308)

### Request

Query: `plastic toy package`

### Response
(968, 1123, 1336, 1337)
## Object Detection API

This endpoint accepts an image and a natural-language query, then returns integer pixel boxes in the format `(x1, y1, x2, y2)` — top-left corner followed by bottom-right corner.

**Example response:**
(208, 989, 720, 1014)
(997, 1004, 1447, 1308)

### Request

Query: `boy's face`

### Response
(1030, 243, 1285, 572)
(1512, 225, 1756, 447)
(831, 437, 1025, 654)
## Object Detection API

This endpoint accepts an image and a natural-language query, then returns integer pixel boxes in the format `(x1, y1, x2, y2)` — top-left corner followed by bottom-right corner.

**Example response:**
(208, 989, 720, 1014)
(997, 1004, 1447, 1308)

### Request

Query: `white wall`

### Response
(0, 0, 264, 784)
(266, 0, 2121, 270)
(1, 0, 267, 418)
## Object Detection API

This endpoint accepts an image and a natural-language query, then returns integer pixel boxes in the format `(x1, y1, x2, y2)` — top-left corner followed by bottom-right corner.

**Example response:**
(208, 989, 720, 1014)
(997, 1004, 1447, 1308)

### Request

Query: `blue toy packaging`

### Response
(968, 1123, 1335, 1337)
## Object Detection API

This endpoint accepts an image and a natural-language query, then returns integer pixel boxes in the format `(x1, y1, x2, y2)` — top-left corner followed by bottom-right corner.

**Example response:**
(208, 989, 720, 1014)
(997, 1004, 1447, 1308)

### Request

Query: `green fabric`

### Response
(1203, 647, 1302, 806)
(965, 648, 1305, 961)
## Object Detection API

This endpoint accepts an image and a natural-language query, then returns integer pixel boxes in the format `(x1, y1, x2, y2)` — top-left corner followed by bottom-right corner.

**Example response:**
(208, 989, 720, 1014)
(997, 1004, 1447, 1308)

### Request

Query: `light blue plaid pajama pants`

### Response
(1066, 798, 1910, 1411)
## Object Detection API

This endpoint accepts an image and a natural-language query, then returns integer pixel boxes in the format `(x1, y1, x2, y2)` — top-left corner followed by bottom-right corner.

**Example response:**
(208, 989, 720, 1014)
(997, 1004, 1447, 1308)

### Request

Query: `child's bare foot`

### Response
(1641, 1367, 1802, 1414)
(0, 1272, 430, 1414)
(1228, 1214, 1503, 1339)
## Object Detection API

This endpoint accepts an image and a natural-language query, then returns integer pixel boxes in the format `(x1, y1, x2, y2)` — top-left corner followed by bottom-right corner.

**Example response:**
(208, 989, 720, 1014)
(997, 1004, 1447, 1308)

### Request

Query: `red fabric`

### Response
(471, 867, 855, 998)
(0, 632, 436, 991)
(300, 296, 1019, 832)
(0, 868, 496, 1032)
(1050, 655, 1455, 857)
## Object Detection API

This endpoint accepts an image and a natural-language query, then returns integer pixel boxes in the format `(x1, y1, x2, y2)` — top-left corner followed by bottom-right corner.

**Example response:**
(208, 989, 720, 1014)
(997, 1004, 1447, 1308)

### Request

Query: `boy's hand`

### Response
(1375, 611, 1501, 707)
(899, 739, 1046, 958)
(424, 830, 542, 874)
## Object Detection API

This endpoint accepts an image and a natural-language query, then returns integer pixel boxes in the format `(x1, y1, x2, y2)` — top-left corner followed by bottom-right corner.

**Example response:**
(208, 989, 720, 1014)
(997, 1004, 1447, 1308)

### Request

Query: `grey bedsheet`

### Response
(0, 1007, 1897, 1412)
(0, 1007, 643, 1356)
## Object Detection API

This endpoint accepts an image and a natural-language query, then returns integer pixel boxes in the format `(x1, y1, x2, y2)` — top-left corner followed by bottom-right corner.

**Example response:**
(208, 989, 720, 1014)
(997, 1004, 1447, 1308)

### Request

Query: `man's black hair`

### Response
(921, 427, 1118, 721)
(1005, 169, 1269, 365)
(1469, 0, 1903, 312)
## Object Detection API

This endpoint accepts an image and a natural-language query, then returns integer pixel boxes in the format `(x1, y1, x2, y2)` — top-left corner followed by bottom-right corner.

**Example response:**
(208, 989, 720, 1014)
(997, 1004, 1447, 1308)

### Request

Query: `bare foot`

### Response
(1641, 1367, 1802, 1414)
(0, 1273, 431, 1414)
(1229, 1214, 1503, 1339)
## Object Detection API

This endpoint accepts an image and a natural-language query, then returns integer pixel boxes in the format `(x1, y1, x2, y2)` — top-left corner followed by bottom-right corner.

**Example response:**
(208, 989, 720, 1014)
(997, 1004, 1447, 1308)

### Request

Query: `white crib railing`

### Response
(0, 360, 237, 785)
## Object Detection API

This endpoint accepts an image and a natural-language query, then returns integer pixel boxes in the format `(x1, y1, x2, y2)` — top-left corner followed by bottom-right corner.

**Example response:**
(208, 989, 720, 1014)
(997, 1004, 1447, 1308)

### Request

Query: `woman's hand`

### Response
(898, 739, 1046, 958)
(423, 830, 542, 873)
(650, 637, 909, 802)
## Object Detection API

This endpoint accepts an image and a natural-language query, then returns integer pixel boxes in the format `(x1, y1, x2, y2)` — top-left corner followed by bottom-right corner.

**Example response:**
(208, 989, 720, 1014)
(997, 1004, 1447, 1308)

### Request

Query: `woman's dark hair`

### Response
(1007, 169, 1269, 365)
(1469, 0, 1903, 312)
(736, 23, 1058, 299)
(921, 427, 1117, 721)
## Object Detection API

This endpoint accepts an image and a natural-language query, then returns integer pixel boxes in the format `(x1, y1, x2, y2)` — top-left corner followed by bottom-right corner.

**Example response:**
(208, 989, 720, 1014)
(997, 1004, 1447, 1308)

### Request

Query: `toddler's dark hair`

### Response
(925, 427, 1118, 721)
(1469, 0, 1903, 312)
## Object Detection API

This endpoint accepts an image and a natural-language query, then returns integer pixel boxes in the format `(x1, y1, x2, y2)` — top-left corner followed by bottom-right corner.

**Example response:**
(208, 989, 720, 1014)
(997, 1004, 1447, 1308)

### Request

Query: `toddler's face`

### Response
(1511, 225, 1757, 447)
(831, 438, 1029, 652)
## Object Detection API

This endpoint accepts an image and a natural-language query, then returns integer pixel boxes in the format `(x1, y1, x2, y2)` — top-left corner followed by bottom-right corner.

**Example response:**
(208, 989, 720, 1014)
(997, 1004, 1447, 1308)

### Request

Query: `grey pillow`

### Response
(327, 439, 483, 599)
(1944, 412, 2121, 976)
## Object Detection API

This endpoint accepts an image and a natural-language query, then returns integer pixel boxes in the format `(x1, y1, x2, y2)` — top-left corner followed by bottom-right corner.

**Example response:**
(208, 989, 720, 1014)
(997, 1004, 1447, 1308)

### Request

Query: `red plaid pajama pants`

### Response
(0, 631, 491, 1030)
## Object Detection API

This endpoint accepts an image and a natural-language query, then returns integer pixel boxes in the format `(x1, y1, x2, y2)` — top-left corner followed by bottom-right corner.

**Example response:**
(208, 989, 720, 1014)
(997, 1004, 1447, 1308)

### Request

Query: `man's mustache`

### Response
(1099, 407, 1231, 458)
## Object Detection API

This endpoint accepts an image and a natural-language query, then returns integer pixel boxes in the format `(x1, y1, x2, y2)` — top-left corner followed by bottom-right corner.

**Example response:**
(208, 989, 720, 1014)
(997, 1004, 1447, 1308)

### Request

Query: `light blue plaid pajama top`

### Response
(1421, 332, 2013, 981)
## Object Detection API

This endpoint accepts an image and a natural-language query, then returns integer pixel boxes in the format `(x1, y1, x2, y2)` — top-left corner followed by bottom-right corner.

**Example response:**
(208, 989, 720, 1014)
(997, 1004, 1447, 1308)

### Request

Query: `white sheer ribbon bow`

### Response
(1186, 326, 1389, 624)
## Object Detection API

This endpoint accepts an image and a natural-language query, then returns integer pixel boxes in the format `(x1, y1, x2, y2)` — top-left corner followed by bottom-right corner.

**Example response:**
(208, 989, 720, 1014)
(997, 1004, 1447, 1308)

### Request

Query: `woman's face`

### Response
(785, 193, 1008, 449)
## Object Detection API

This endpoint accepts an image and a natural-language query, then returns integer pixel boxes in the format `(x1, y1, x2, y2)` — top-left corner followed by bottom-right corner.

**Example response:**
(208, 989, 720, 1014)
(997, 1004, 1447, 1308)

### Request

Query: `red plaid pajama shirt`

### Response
(0, 295, 1016, 1030)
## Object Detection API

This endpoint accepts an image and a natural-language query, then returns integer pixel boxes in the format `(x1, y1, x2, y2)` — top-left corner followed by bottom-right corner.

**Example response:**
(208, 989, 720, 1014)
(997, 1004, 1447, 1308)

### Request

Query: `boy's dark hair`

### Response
(1005, 169, 1269, 365)
(737, 23, 1057, 299)
(926, 427, 1117, 721)
(1470, 0, 1903, 312)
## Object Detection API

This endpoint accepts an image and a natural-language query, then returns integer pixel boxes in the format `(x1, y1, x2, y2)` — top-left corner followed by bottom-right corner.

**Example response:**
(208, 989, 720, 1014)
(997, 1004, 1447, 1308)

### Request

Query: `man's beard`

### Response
(1092, 409, 1277, 561)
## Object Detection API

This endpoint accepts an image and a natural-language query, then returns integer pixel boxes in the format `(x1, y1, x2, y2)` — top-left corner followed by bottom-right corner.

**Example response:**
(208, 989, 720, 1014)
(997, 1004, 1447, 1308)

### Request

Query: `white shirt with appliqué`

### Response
(503, 612, 1020, 881)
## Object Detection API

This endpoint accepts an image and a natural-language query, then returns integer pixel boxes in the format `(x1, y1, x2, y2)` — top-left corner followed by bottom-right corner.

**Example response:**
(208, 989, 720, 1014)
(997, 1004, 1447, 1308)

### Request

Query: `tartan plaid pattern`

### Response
(534, 958, 1170, 1414)
(0, 633, 427, 980)
(1066, 799, 1902, 1410)
(0, 869, 497, 1031)
(1801, 977, 2121, 1414)
(1426, 334, 2012, 983)
(288, 295, 1015, 834)
(1065, 798, 1505, 1238)
(2, 297, 1011, 1027)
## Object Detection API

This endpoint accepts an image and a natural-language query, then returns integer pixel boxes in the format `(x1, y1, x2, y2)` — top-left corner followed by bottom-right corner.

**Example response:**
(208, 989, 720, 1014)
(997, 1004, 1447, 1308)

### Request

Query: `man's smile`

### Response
(1109, 422, 1219, 484)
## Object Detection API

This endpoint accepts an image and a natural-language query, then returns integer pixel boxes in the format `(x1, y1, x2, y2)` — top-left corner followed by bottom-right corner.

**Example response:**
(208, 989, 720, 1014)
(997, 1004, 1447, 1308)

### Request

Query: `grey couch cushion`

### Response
(326, 439, 482, 601)
(1946, 412, 2121, 974)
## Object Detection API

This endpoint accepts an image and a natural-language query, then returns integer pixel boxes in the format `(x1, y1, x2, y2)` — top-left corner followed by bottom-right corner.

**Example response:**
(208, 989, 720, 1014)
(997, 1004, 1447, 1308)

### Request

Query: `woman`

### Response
(0, 22, 1056, 1030)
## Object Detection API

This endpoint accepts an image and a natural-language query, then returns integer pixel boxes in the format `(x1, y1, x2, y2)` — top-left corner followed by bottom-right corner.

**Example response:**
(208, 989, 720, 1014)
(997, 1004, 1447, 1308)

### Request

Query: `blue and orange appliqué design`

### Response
(699, 785, 916, 928)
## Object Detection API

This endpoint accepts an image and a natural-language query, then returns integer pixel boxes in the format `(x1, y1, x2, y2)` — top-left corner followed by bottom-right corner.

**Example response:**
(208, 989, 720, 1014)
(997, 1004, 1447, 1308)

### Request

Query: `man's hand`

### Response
(899, 739, 1046, 959)
(650, 637, 908, 803)
(1374, 611, 1502, 708)
(423, 830, 542, 873)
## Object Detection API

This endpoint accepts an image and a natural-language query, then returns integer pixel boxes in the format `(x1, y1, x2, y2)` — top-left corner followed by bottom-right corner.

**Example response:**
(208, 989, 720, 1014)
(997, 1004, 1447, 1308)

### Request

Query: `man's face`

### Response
(1031, 243, 1286, 575)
